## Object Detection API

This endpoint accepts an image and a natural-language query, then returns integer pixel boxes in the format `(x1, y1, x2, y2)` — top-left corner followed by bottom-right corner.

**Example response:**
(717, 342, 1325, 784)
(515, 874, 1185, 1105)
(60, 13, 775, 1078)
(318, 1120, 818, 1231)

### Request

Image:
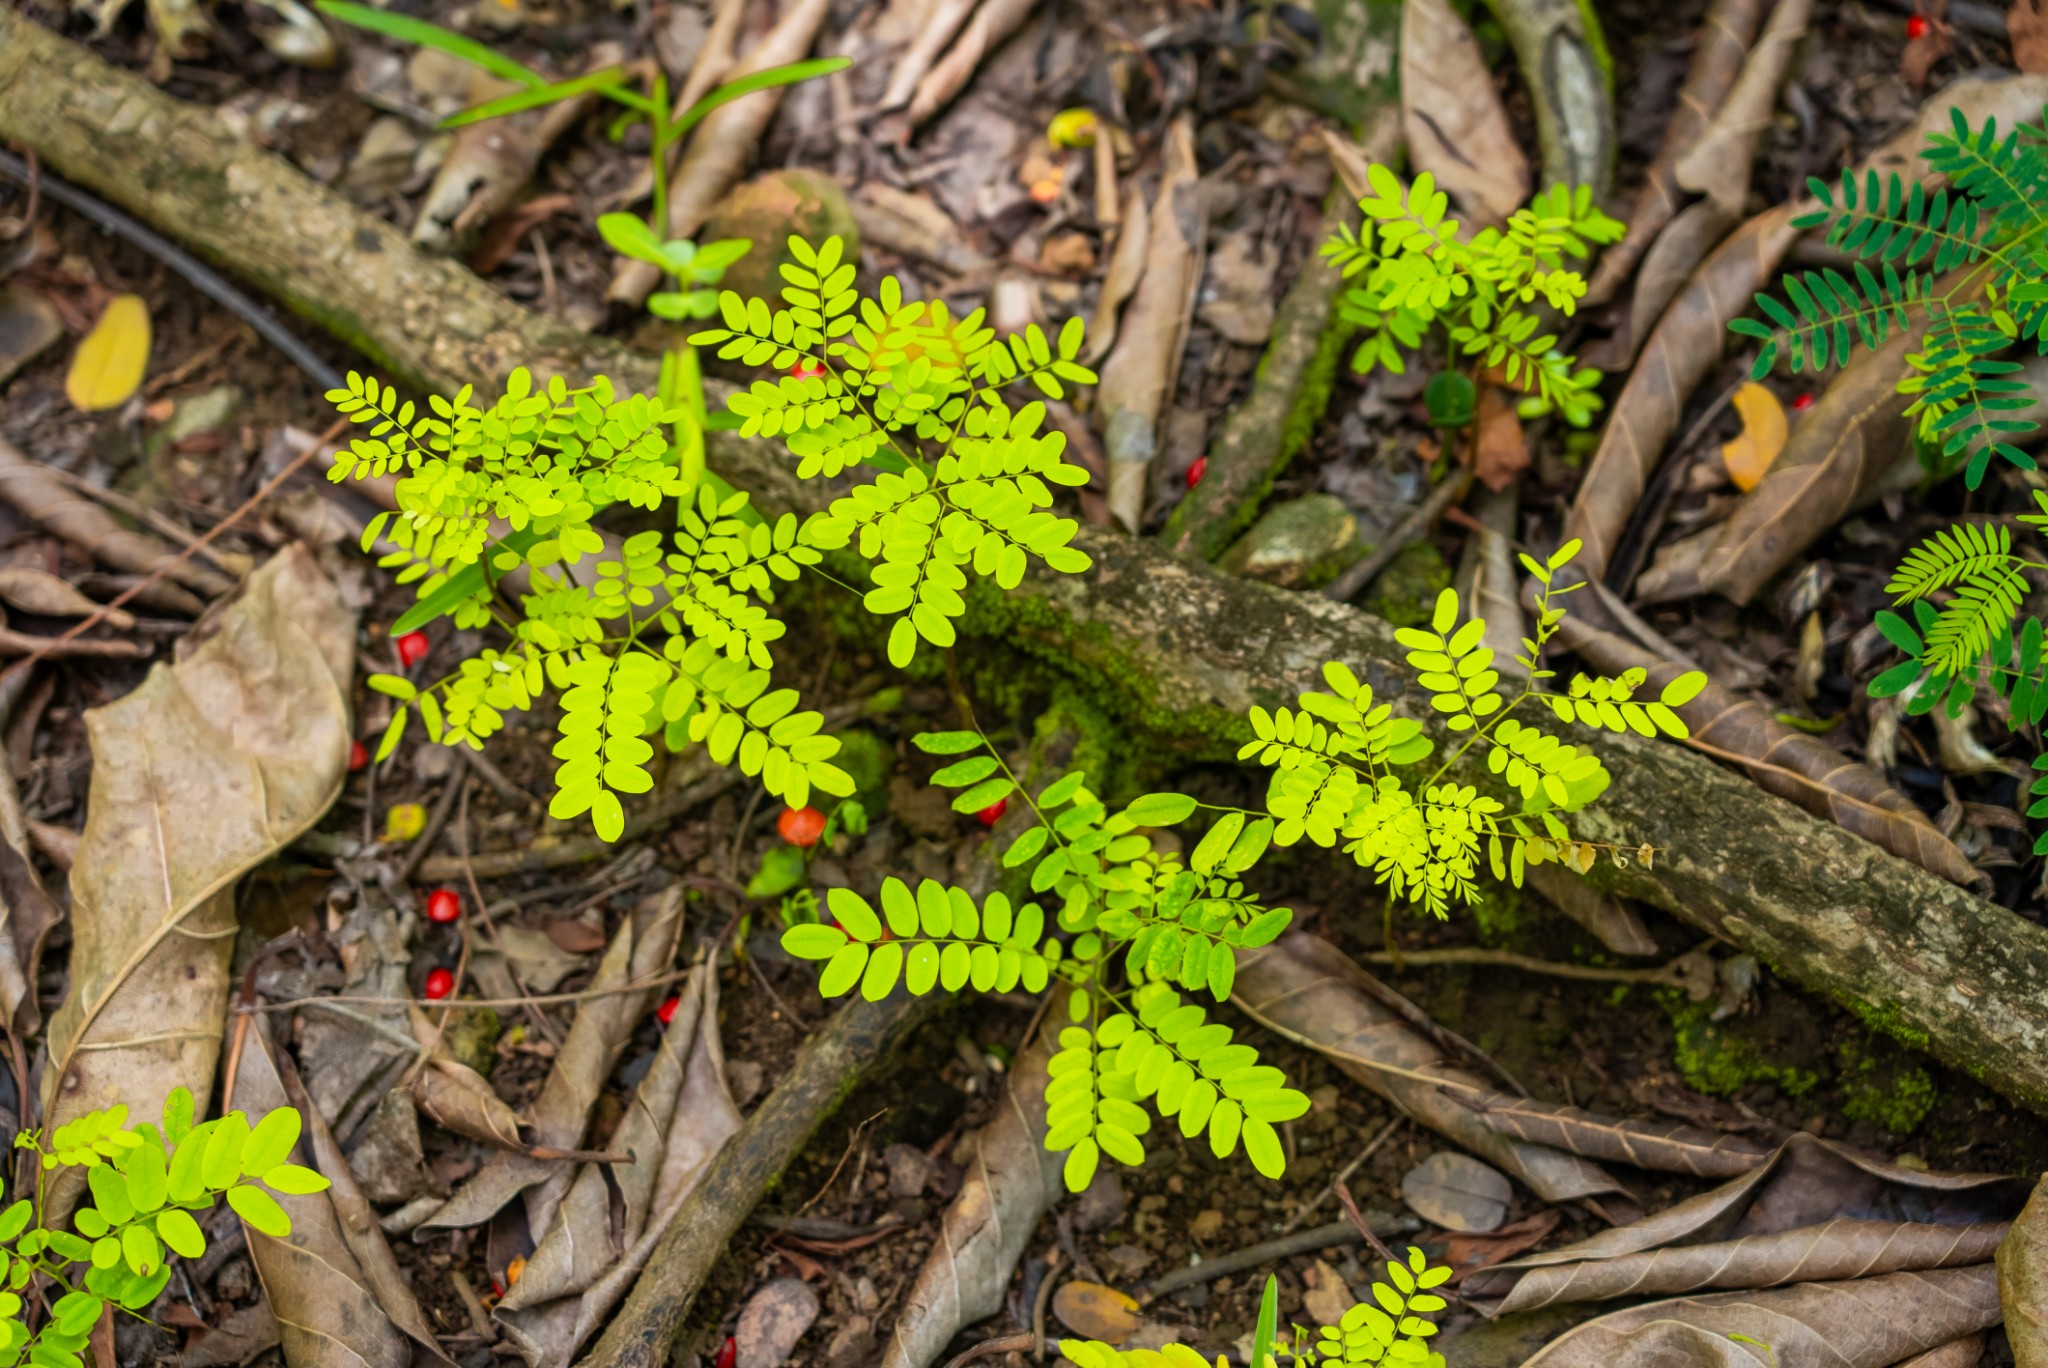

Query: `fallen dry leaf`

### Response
(1099, 116, 1204, 531)
(425, 889, 685, 1234)
(0, 286, 62, 388)
(1584, 0, 1769, 307)
(227, 1016, 418, 1368)
(1303, 1260, 1353, 1325)
(2000, 1173, 2048, 1367)
(1234, 935, 1627, 1207)
(2013, 0, 2048, 73)
(41, 547, 353, 1219)
(1523, 864, 1656, 957)
(1720, 382, 1788, 492)
(1441, 1210, 1565, 1281)
(1403, 1151, 1513, 1232)
(908, 0, 1040, 127)
(879, 988, 1066, 1368)
(1052, 1282, 1142, 1344)
(735, 1277, 822, 1368)
(1673, 0, 1815, 216)
(64, 291, 150, 412)
(1520, 1265, 2001, 1367)
(1458, 1092, 1769, 1178)
(1400, 0, 1530, 228)
(0, 436, 229, 601)
(1466, 1131, 2021, 1317)
(1084, 182, 1150, 365)
(1473, 386, 1530, 492)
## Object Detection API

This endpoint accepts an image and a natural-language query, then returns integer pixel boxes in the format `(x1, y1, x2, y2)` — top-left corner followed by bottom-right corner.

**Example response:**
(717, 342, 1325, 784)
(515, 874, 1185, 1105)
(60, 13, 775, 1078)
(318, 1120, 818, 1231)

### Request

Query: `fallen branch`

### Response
(22, 20, 2048, 1123)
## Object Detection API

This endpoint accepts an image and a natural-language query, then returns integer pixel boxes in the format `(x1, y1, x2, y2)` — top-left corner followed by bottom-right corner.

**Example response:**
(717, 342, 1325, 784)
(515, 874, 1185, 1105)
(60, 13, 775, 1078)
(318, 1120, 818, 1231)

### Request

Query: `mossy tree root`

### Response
(12, 9, 2048, 1119)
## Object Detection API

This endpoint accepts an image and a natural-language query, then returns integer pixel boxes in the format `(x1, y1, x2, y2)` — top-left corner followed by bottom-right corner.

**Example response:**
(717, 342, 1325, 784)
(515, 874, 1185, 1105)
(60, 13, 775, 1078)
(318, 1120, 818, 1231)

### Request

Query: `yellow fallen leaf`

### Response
(384, 801, 428, 842)
(1720, 382, 1788, 492)
(1051, 1281, 1141, 1344)
(64, 293, 152, 412)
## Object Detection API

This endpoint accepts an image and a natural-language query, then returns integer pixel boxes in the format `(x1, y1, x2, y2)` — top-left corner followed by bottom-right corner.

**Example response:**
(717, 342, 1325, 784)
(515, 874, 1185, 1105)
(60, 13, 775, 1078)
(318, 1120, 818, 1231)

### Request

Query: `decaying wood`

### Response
(24, 17, 2048, 1124)
(1487, 0, 1614, 195)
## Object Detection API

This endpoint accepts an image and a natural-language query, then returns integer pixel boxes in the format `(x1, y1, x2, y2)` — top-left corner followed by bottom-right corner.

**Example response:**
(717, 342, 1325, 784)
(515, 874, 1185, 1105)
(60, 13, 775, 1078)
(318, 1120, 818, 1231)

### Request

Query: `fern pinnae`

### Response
(1886, 521, 2020, 600)
(1921, 560, 2029, 676)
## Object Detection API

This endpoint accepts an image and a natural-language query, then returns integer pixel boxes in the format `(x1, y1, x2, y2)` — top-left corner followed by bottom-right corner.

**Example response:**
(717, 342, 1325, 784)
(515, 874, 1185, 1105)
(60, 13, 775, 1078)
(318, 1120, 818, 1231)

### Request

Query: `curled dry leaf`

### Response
(1099, 116, 1204, 532)
(425, 889, 685, 1234)
(65, 291, 150, 412)
(0, 565, 134, 627)
(41, 547, 353, 1219)
(879, 989, 1066, 1368)
(1233, 934, 1627, 1206)
(1466, 1130, 2021, 1317)
(407, 1002, 525, 1150)
(608, 0, 831, 306)
(0, 436, 230, 600)
(1639, 322, 1923, 607)
(499, 959, 742, 1368)
(1473, 385, 1531, 492)
(414, 44, 622, 252)
(227, 1014, 423, 1368)
(1083, 182, 1149, 365)
(1585, 0, 1769, 307)
(1457, 1092, 1770, 1178)
(1564, 71, 2048, 595)
(1522, 864, 1655, 957)
(1897, 1338, 1987, 1368)
(0, 740, 59, 1037)
(1520, 1265, 2001, 1367)
(1584, 198, 1737, 376)
(1402, 1151, 1513, 1233)
(1999, 1173, 2048, 1368)
(1673, 0, 1815, 216)
(1718, 381, 1788, 493)
(1399, 0, 1529, 228)
(1552, 613, 1979, 885)
(907, 0, 1040, 127)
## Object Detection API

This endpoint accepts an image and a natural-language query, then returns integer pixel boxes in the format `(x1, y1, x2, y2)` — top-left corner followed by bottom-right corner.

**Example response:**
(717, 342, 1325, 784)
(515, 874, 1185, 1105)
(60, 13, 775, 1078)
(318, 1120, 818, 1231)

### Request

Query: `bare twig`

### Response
(1325, 468, 1474, 603)
(1280, 1114, 1405, 1234)
(1359, 945, 1704, 988)
(1142, 1217, 1415, 1301)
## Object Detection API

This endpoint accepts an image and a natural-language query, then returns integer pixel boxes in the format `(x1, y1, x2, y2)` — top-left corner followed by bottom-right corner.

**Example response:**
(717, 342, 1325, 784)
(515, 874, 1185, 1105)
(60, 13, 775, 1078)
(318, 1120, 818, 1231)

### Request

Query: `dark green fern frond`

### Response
(1732, 263, 1926, 375)
(1922, 111, 2043, 225)
(1796, 170, 1985, 271)
(1906, 302, 2039, 484)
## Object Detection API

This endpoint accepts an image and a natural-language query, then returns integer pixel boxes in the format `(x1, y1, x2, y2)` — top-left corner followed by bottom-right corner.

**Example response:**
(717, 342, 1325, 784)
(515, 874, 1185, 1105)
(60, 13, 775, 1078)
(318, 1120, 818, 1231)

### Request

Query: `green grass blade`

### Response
(443, 67, 632, 127)
(670, 57, 852, 143)
(314, 1, 544, 87)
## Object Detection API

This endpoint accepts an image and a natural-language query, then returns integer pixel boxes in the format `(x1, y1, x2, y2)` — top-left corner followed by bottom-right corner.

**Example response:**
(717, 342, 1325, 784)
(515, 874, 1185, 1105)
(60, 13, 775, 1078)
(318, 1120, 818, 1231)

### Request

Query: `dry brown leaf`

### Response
(1083, 182, 1150, 365)
(609, 0, 830, 306)
(1403, 1151, 1512, 1232)
(1673, 0, 1815, 216)
(407, 1003, 525, 1149)
(1473, 386, 1530, 491)
(879, 990, 1066, 1368)
(0, 565, 133, 626)
(1584, 0, 1769, 306)
(1640, 321, 1921, 607)
(1441, 1210, 1565, 1281)
(1052, 1282, 1142, 1344)
(1564, 72, 2048, 595)
(1585, 198, 1738, 374)
(1553, 613, 1980, 885)
(227, 1015, 419, 1368)
(1466, 1130, 2021, 1317)
(908, 0, 1039, 126)
(1898, 1338, 1987, 1368)
(1522, 864, 1655, 956)
(1720, 382, 1788, 492)
(0, 437, 230, 599)
(1522, 1265, 2001, 1367)
(1099, 116, 1203, 532)
(2000, 1173, 2048, 1367)
(1458, 1093, 1770, 1178)
(0, 744, 59, 1037)
(41, 547, 353, 1219)
(1399, 0, 1529, 229)
(425, 889, 685, 1234)
(1233, 935, 1627, 1206)
(735, 1278, 821, 1368)
(2013, 0, 2048, 73)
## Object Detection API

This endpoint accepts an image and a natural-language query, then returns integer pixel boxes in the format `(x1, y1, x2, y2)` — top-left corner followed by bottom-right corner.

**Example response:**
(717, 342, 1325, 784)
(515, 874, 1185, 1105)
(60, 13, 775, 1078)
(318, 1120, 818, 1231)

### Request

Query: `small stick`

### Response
(1279, 1113, 1404, 1234)
(1333, 1179, 1398, 1264)
(396, 761, 468, 885)
(1358, 945, 1703, 988)
(1031, 1247, 1062, 1361)
(1142, 1218, 1411, 1301)
(1325, 468, 1474, 603)
(941, 1332, 1037, 1368)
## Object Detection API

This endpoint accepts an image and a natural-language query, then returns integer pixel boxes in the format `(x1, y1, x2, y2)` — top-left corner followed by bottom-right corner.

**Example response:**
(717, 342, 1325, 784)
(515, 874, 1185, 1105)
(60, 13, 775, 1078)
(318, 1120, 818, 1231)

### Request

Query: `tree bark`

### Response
(10, 6, 2048, 1117)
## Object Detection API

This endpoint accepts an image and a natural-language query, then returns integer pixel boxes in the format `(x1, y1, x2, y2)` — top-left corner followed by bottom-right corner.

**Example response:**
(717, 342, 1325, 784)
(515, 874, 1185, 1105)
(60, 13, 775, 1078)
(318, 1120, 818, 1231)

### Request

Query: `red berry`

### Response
(425, 888, 461, 924)
(777, 805, 827, 847)
(789, 359, 826, 380)
(1185, 456, 1208, 488)
(1792, 392, 1815, 411)
(424, 967, 455, 1000)
(976, 798, 1008, 827)
(348, 740, 370, 772)
(715, 1338, 737, 1368)
(395, 631, 430, 668)
(656, 995, 680, 1026)
(1906, 13, 1928, 37)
